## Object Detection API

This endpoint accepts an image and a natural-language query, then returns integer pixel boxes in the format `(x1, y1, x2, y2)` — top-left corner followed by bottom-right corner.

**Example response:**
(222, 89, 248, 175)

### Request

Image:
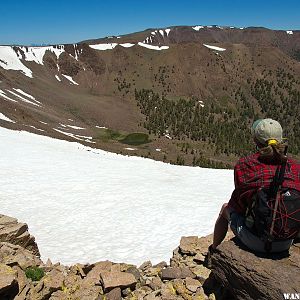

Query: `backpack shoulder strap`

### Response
(268, 155, 288, 244)
(269, 147, 288, 197)
(265, 146, 288, 251)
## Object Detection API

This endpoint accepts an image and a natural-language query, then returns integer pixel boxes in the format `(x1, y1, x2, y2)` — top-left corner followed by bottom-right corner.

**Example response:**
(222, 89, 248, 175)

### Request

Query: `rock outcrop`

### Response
(0, 213, 299, 300)
(0, 215, 40, 256)
(206, 238, 300, 300)
(0, 263, 19, 300)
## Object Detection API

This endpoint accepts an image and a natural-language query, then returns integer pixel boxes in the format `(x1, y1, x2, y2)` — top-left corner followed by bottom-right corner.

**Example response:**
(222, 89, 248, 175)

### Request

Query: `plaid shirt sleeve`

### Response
(227, 166, 242, 213)
(228, 159, 255, 214)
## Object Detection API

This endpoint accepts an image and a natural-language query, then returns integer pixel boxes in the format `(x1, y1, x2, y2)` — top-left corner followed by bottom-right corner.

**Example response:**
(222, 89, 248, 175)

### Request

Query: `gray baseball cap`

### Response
(251, 119, 283, 145)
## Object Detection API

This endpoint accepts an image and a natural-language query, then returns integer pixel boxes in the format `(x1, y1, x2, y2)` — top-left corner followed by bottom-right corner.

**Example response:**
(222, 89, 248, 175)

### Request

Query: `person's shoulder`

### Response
(288, 156, 300, 163)
(236, 152, 259, 166)
(288, 157, 300, 167)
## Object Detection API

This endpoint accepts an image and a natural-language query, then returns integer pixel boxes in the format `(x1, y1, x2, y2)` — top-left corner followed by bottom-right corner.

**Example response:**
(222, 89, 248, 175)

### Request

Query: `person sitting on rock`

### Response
(210, 118, 300, 254)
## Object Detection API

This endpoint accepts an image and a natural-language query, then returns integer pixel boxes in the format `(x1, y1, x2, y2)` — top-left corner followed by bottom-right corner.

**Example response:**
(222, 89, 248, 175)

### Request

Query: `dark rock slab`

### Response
(0, 214, 40, 256)
(0, 264, 19, 299)
(209, 239, 300, 300)
(106, 287, 121, 300)
(100, 271, 137, 292)
(161, 267, 196, 280)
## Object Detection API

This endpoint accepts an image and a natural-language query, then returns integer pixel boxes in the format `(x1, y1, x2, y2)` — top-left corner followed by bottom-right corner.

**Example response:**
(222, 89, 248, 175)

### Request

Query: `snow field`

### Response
(0, 127, 234, 266)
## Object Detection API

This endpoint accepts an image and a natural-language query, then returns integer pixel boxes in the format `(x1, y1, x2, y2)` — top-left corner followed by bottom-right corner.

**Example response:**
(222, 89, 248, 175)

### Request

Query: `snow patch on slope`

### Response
(0, 112, 15, 123)
(138, 42, 169, 51)
(54, 128, 93, 143)
(70, 45, 83, 61)
(25, 125, 44, 132)
(0, 46, 33, 77)
(203, 44, 226, 51)
(119, 43, 135, 48)
(17, 46, 65, 65)
(0, 89, 18, 102)
(0, 45, 65, 78)
(198, 100, 205, 108)
(150, 29, 171, 37)
(144, 37, 153, 44)
(6, 90, 41, 107)
(0, 88, 40, 106)
(12, 88, 37, 101)
(192, 26, 204, 31)
(90, 43, 118, 50)
(61, 74, 79, 85)
(90, 41, 169, 51)
(62, 124, 85, 130)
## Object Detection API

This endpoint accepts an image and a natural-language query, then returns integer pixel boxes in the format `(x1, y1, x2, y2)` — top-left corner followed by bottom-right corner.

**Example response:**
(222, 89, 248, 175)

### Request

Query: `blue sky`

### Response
(1, 0, 299, 45)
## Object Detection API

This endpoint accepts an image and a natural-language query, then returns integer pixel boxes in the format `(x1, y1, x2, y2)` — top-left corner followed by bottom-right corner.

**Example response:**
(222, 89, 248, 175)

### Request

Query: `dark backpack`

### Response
(246, 159, 300, 251)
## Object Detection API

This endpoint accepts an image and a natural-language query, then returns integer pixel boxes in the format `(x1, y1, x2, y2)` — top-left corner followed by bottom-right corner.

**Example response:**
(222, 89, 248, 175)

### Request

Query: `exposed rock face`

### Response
(161, 267, 196, 280)
(0, 214, 40, 256)
(101, 270, 137, 292)
(0, 242, 42, 269)
(0, 263, 19, 299)
(207, 239, 300, 300)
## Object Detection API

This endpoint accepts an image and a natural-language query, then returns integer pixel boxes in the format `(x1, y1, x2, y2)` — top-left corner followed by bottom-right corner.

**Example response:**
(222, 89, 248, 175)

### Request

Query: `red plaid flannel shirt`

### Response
(228, 152, 300, 214)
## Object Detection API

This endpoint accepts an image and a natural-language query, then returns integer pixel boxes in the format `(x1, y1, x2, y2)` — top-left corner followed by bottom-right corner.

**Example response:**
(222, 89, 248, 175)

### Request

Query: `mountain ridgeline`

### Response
(0, 25, 300, 168)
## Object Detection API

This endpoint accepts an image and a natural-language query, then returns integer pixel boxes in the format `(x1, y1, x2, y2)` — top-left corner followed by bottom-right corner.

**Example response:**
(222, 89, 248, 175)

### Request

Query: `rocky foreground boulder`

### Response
(206, 238, 300, 300)
(0, 214, 299, 300)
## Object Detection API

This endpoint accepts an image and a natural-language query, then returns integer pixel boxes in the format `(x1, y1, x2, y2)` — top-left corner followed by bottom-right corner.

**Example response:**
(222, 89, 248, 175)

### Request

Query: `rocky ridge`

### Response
(0, 214, 299, 300)
(1, 25, 300, 167)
